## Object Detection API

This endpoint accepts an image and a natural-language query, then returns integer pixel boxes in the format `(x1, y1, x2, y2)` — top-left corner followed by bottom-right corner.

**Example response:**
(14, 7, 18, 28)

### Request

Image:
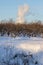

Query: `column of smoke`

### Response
(16, 4, 29, 24)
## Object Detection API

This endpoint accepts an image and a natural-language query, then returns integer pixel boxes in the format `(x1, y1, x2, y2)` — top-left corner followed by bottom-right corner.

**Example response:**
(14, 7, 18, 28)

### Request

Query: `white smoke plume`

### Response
(16, 4, 29, 24)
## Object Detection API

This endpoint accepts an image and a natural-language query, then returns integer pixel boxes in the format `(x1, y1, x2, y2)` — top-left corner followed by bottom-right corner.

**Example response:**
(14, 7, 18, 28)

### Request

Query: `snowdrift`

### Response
(0, 36, 43, 65)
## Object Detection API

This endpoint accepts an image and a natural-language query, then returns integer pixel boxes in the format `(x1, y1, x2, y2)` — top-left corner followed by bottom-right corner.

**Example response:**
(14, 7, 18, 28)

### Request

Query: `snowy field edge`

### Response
(0, 36, 43, 65)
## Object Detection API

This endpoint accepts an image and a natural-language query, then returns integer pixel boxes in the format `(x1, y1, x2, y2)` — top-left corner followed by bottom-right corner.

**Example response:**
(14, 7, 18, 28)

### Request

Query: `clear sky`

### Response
(0, 0, 43, 22)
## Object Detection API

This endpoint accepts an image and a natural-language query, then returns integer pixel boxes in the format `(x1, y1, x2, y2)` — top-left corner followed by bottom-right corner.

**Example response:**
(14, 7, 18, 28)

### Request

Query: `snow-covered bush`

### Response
(0, 46, 39, 65)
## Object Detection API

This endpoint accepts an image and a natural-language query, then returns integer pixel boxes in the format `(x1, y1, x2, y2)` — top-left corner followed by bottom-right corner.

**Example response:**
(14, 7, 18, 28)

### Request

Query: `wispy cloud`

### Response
(16, 4, 29, 24)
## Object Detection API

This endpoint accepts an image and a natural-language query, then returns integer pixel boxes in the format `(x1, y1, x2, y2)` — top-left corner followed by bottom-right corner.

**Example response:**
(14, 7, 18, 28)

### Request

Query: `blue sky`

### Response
(0, 0, 43, 22)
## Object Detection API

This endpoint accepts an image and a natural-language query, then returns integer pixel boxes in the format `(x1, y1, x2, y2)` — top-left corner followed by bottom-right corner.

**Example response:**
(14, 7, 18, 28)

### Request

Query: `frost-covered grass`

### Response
(0, 36, 43, 65)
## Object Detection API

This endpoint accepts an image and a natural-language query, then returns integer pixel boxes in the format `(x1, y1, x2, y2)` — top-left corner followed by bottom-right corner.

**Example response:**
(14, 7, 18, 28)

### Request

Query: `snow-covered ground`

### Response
(0, 36, 43, 65)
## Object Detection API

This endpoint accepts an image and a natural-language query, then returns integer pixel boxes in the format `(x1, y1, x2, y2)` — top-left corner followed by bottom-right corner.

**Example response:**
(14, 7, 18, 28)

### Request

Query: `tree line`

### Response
(0, 21, 43, 37)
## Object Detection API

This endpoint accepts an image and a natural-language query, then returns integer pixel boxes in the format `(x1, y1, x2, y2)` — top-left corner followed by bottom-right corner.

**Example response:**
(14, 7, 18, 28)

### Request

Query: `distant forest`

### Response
(0, 21, 43, 37)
